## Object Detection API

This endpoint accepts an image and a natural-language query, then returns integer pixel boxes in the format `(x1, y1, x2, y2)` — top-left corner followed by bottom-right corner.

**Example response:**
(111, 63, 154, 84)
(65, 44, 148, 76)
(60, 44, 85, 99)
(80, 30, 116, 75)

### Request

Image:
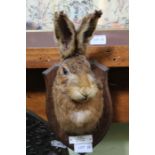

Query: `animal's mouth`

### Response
(68, 85, 99, 103)
(70, 90, 98, 103)
(82, 95, 89, 101)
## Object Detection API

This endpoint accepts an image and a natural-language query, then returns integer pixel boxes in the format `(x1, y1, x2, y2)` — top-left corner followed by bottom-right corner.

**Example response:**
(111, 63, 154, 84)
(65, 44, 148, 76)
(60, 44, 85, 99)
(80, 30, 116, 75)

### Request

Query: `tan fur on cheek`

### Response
(87, 85, 98, 98)
(87, 74, 95, 82)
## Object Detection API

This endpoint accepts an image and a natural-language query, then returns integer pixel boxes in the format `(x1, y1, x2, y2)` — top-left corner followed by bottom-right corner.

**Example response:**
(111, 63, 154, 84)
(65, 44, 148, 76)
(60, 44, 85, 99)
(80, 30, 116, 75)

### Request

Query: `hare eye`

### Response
(62, 67, 68, 75)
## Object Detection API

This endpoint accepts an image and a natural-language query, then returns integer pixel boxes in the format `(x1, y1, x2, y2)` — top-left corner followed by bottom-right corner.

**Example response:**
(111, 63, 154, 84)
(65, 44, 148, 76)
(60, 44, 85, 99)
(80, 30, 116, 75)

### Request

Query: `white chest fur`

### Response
(70, 110, 91, 127)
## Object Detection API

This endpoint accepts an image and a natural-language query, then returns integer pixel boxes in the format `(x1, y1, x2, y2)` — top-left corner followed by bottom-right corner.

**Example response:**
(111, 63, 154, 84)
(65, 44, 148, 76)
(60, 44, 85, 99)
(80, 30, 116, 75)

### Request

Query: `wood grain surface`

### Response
(26, 46, 128, 68)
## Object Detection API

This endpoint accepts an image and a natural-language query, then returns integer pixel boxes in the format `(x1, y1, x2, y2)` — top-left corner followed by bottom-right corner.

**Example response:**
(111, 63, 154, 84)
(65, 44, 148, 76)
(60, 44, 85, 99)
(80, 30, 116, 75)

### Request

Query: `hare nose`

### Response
(81, 93, 88, 101)
(81, 90, 89, 98)
(83, 94, 88, 98)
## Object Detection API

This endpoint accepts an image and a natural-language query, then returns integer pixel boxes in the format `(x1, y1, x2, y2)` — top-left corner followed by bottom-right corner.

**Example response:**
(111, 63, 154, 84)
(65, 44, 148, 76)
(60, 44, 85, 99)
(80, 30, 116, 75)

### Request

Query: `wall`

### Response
(69, 123, 129, 155)
(26, 0, 129, 31)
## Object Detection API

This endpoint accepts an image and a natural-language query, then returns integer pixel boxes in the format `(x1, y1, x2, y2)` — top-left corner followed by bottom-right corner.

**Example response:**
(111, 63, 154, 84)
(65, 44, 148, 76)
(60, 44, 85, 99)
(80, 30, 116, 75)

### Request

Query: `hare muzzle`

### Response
(68, 74, 98, 102)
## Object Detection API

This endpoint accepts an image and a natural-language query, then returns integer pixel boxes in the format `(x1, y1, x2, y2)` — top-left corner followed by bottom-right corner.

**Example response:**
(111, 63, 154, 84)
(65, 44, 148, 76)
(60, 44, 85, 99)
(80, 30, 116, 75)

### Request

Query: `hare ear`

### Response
(77, 10, 102, 53)
(54, 12, 76, 58)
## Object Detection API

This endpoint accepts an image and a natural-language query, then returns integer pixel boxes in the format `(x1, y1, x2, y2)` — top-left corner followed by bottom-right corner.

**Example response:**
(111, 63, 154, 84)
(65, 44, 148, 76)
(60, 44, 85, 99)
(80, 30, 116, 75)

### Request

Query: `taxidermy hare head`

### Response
(53, 10, 103, 134)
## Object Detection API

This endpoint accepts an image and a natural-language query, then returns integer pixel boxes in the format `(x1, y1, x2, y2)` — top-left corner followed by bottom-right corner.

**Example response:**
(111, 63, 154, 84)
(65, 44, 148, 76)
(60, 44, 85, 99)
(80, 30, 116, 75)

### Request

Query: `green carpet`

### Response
(69, 123, 129, 155)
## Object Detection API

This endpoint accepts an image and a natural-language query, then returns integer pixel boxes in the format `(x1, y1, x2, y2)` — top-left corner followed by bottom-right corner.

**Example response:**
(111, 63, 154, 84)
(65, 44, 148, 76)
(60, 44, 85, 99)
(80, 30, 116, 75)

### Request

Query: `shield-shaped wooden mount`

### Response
(42, 61, 113, 151)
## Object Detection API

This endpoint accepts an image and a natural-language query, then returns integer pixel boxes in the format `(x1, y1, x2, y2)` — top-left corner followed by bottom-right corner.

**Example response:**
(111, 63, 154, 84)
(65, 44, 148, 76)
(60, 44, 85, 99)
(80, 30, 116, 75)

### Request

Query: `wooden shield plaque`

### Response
(43, 61, 113, 151)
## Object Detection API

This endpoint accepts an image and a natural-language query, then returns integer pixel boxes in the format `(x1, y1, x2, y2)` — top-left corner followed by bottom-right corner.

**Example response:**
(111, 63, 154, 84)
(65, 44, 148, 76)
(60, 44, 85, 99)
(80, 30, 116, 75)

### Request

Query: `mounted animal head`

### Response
(54, 10, 102, 102)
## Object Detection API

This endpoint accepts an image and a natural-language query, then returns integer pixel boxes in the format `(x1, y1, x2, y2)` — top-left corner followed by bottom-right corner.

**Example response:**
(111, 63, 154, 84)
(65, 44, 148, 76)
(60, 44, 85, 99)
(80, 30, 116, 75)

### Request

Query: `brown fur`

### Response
(53, 11, 103, 134)
(54, 10, 102, 58)
(54, 11, 76, 58)
(77, 10, 102, 54)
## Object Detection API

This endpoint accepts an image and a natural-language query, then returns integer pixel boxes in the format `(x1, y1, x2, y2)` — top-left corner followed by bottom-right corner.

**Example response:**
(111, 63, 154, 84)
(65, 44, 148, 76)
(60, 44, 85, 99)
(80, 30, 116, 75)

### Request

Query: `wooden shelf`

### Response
(26, 46, 128, 68)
